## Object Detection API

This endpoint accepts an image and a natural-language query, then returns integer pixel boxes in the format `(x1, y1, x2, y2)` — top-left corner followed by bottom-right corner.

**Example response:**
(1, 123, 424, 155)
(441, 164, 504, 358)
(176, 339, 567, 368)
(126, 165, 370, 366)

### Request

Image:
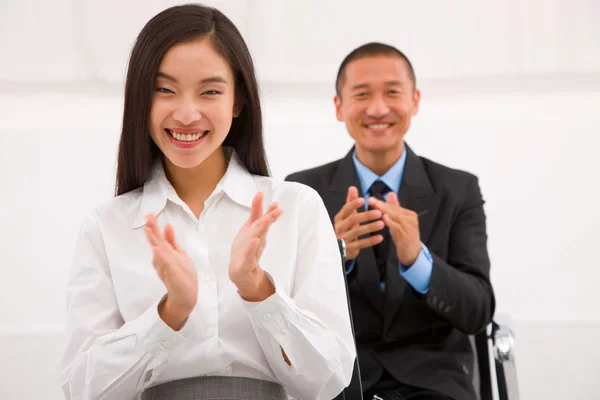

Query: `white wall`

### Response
(1, 0, 600, 399)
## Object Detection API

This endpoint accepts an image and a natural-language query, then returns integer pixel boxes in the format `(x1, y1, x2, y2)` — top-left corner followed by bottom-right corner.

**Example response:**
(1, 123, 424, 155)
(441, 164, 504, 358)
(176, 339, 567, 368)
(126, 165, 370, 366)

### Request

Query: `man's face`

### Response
(335, 55, 420, 156)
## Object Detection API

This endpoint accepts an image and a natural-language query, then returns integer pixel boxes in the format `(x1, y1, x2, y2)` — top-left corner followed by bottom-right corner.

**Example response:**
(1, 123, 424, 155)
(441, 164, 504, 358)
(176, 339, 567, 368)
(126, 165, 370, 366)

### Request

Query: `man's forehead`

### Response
(348, 55, 407, 71)
(345, 56, 410, 83)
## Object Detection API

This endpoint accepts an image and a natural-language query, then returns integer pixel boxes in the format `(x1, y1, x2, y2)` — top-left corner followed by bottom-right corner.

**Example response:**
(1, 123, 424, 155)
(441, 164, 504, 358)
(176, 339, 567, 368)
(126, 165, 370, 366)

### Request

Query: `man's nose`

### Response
(366, 96, 390, 117)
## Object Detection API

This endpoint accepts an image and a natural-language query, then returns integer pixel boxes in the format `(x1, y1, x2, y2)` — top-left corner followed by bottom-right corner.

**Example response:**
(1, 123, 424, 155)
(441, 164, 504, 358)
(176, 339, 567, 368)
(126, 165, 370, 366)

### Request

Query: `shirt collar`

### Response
(132, 147, 257, 229)
(352, 145, 407, 195)
(218, 148, 258, 208)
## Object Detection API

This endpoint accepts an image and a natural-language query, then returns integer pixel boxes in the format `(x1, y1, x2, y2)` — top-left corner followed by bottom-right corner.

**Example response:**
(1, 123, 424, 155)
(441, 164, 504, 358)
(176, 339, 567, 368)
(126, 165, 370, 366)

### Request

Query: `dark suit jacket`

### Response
(285, 145, 495, 400)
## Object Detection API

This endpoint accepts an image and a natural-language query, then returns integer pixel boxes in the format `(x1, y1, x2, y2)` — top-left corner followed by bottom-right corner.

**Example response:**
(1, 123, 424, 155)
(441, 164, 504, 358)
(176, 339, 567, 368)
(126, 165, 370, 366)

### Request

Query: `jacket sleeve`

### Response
(421, 176, 495, 334)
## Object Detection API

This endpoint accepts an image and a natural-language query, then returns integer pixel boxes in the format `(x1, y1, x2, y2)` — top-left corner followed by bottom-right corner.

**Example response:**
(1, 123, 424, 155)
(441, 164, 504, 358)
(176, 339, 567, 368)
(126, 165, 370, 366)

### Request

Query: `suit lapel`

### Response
(326, 150, 384, 315)
(384, 145, 442, 330)
(399, 145, 441, 246)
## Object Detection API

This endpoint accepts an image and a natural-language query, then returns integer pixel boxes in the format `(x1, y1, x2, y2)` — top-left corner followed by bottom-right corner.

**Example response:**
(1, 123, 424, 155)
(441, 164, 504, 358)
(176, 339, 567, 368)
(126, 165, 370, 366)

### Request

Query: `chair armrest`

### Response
(491, 318, 520, 400)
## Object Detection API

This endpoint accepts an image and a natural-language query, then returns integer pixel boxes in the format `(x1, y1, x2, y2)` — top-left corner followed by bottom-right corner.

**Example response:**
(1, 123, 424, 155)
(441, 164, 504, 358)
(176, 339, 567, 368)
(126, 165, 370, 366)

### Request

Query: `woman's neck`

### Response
(163, 148, 228, 216)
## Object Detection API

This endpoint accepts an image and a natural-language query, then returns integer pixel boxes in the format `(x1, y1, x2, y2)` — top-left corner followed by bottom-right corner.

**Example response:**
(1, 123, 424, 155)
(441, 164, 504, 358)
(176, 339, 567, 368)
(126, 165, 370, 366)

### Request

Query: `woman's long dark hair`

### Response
(115, 4, 268, 196)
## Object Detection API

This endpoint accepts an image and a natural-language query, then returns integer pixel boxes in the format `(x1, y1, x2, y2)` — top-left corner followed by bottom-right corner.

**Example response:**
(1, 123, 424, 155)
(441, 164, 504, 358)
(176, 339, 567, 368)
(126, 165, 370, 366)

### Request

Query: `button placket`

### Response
(188, 219, 218, 342)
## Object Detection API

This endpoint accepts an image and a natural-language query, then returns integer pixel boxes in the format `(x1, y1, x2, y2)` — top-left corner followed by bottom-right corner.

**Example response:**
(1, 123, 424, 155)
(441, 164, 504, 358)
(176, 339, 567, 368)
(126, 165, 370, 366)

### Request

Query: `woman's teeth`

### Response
(168, 130, 206, 142)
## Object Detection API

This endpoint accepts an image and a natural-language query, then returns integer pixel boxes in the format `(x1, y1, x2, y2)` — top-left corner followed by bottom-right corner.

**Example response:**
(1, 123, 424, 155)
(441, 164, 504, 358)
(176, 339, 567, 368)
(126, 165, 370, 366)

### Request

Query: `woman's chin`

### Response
(163, 152, 209, 170)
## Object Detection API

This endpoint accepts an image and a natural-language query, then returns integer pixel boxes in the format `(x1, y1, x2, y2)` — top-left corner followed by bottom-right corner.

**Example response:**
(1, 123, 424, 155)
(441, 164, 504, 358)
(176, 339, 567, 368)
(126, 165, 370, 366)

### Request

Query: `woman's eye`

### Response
(156, 87, 174, 94)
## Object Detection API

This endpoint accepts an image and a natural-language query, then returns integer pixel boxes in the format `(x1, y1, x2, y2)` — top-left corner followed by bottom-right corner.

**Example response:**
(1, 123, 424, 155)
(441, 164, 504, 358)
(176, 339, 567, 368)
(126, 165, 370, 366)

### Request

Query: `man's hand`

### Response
(334, 186, 385, 262)
(368, 192, 421, 266)
(229, 192, 282, 301)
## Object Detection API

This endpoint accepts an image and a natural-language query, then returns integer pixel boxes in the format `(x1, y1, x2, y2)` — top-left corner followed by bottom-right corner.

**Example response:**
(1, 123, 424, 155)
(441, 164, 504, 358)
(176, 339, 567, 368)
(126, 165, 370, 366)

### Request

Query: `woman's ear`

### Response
(233, 100, 243, 118)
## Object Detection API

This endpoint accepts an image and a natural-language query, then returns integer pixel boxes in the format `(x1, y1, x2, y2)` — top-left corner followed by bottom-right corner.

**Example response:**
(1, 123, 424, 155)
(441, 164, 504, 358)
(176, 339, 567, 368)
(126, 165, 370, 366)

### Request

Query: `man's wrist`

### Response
(401, 245, 423, 268)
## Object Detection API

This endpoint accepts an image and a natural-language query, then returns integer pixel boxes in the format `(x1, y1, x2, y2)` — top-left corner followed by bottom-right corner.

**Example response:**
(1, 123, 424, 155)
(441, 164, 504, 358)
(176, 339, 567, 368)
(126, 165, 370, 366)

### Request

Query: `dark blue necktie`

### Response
(368, 181, 390, 282)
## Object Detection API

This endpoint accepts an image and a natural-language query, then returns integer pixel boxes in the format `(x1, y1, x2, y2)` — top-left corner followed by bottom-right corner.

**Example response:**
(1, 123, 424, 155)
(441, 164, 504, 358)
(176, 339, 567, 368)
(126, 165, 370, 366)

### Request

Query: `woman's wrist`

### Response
(158, 295, 191, 331)
(237, 270, 275, 302)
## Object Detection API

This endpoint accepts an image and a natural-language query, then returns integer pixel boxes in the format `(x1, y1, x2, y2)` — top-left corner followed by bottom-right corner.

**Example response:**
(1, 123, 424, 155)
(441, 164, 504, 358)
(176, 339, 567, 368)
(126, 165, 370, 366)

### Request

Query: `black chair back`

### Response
(333, 240, 364, 400)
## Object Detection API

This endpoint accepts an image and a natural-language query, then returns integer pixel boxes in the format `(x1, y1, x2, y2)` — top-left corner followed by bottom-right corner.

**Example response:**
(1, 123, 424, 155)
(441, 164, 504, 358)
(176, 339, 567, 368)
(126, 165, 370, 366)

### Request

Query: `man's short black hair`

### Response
(335, 42, 416, 97)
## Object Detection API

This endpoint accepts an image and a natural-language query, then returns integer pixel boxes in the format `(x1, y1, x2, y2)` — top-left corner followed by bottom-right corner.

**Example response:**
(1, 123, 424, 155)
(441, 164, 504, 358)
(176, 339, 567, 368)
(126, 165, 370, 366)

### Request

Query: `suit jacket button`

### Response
(444, 306, 451, 313)
(431, 296, 438, 306)
(438, 300, 445, 309)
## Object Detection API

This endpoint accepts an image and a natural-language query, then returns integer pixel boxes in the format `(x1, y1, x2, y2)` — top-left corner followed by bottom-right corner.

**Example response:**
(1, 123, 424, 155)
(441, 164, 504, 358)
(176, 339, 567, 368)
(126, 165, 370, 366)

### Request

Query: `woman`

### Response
(59, 4, 355, 400)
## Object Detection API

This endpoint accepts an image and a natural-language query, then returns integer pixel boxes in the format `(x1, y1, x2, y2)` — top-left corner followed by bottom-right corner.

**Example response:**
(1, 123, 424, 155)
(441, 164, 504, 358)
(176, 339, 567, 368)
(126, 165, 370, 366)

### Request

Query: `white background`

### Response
(1, 0, 599, 399)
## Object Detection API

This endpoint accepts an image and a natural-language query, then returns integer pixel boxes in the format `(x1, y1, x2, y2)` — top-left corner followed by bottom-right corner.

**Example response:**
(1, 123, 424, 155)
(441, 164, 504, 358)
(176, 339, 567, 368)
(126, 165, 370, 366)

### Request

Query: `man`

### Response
(285, 42, 495, 400)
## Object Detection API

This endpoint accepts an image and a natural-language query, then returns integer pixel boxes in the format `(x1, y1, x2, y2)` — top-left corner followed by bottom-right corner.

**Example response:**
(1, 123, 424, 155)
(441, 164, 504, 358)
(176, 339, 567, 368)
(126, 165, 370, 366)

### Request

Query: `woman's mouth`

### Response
(165, 129, 208, 142)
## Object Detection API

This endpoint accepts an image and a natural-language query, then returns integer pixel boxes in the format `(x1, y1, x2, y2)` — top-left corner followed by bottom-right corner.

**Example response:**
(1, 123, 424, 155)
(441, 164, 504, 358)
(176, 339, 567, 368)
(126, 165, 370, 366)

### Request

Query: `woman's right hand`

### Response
(144, 213, 198, 330)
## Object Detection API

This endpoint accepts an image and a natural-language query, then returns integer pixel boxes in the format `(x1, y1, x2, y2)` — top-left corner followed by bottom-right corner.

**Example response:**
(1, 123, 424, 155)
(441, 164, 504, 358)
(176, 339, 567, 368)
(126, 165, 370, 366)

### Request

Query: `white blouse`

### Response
(59, 152, 356, 400)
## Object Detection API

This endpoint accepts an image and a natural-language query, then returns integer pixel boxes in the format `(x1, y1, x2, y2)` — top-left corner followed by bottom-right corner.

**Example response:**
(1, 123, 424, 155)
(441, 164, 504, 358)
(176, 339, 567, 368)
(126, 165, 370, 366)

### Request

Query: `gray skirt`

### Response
(141, 375, 288, 400)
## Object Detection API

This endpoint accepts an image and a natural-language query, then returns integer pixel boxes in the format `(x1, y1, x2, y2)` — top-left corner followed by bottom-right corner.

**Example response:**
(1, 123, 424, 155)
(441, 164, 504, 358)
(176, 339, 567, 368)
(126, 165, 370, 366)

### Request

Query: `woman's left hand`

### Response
(229, 192, 283, 300)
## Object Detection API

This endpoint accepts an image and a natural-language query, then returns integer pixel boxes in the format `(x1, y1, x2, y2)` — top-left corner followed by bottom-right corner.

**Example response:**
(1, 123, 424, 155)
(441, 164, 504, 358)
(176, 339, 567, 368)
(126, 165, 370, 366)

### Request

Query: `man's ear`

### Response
(334, 95, 344, 121)
(411, 89, 421, 116)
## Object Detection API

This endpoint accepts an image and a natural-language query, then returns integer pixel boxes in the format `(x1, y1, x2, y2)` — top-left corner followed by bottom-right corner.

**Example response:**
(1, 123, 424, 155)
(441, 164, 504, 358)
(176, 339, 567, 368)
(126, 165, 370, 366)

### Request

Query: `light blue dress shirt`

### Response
(345, 147, 433, 294)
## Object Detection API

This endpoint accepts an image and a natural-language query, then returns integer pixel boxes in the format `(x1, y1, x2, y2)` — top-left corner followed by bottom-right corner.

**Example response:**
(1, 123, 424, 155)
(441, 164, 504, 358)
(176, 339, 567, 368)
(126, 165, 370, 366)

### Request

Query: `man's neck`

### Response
(355, 142, 405, 176)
